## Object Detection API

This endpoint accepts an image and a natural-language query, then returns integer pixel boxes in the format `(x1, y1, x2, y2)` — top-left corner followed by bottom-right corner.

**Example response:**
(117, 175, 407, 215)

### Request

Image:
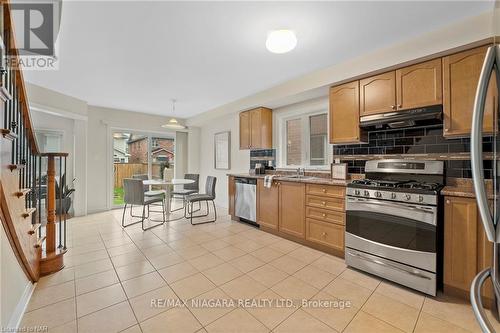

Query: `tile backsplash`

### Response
(250, 149, 276, 169)
(333, 124, 494, 178)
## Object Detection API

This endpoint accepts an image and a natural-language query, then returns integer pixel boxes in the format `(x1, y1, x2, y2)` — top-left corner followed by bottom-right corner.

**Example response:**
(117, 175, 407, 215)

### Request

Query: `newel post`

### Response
(45, 155, 56, 253)
(39, 152, 68, 276)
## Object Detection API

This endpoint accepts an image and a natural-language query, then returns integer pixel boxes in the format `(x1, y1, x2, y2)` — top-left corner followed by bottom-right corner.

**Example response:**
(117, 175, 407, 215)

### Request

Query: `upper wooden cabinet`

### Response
(360, 71, 396, 116)
(239, 107, 272, 149)
(443, 46, 498, 137)
(239, 112, 251, 150)
(329, 81, 366, 144)
(257, 178, 279, 230)
(278, 181, 305, 238)
(396, 58, 442, 110)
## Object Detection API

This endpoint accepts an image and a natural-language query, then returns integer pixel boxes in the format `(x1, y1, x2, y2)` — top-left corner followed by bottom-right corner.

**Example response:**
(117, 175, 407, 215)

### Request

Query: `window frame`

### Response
(278, 109, 330, 169)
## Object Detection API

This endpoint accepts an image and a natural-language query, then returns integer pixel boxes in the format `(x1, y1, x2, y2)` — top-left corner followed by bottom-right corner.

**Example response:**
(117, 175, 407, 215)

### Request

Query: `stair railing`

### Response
(1, 0, 68, 280)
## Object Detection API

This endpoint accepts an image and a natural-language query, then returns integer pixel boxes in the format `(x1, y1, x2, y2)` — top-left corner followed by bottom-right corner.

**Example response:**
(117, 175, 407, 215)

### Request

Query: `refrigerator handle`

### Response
(471, 268, 495, 333)
(471, 45, 497, 243)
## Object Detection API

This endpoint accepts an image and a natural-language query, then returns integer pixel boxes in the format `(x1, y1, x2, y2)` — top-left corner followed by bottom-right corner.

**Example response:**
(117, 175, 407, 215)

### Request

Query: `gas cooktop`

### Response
(350, 179, 443, 192)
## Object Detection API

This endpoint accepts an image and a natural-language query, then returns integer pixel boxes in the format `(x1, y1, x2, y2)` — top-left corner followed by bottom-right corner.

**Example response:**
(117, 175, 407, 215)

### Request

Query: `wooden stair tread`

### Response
(35, 236, 46, 248)
(0, 128, 18, 141)
(15, 188, 31, 198)
(28, 223, 41, 235)
(8, 164, 25, 171)
(40, 247, 67, 261)
(21, 207, 36, 219)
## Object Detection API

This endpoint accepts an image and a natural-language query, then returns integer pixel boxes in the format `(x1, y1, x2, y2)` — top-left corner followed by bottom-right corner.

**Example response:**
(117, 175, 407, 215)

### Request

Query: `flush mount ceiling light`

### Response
(161, 99, 186, 130)
(266, 30, 297, 54)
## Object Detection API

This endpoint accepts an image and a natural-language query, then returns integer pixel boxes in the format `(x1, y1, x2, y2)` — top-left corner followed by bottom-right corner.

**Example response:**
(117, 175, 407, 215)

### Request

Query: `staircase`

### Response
(0, 1, 69, 282)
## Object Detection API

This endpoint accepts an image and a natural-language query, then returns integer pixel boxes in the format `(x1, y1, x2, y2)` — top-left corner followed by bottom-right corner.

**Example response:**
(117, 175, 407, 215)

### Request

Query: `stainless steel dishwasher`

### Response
(234, 177, 257, 226)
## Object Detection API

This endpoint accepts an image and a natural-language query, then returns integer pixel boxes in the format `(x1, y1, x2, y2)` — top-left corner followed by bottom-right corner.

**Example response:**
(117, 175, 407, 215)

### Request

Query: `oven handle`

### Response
(347, 197, 434, 213)
(347, 251, 431, 280)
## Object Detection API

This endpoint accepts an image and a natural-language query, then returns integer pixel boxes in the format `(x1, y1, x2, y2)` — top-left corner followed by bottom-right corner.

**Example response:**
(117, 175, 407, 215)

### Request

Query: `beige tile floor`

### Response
(19, 201, 500, 333)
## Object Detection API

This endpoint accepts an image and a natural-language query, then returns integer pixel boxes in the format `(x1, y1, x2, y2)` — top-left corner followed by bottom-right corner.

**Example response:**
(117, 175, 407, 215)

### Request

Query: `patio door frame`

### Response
(107, 126, 175, 210)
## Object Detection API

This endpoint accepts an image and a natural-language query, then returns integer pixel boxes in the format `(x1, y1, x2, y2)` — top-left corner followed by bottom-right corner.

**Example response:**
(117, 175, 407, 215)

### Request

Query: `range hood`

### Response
(360, 105, 442, 129)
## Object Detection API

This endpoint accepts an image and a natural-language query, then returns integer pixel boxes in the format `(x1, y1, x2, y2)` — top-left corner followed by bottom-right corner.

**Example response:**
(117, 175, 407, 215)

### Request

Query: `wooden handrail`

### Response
(2, 0, 39, 154)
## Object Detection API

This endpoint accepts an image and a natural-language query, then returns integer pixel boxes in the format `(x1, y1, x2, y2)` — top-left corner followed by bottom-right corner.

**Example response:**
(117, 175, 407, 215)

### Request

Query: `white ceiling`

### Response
(23, 1, 494, 119)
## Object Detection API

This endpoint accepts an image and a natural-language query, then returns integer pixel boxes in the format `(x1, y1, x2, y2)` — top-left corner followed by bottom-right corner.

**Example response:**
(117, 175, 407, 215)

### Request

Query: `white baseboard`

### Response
(7, 282, 36, 329)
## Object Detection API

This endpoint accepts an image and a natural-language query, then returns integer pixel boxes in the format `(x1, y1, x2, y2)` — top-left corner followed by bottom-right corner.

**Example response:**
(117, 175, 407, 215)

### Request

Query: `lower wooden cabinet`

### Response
(443, 196, 494, 301)
(252, 177, 346, 257)
(306, 218, 344, 251)
(228, 176, 235, 217)
(257, 178, 279, 230)
(279, 182, 305, 238)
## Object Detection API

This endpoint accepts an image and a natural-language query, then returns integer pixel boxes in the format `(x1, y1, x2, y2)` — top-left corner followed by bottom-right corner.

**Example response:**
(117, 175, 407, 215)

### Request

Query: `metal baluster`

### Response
(38, 155, 42, 235)
(31, 152, 35, 224)
(63, 156, 67, 250)
(58, 156, 62, 248)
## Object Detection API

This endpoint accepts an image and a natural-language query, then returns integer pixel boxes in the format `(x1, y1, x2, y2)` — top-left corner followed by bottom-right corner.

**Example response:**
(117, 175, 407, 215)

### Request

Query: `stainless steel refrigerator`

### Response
(471, 2, 500, 331)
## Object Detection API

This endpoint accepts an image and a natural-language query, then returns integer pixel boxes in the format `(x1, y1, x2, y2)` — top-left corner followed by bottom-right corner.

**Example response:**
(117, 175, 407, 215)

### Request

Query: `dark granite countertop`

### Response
(441, 178, 494, 199)
(226, 173, 352, 186)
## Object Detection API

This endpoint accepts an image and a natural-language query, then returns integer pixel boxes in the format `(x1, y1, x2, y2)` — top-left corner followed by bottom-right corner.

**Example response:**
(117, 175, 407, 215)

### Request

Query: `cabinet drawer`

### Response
(306, 195, 344, 211)
(306, 207, 345, 225)
(306, 218, 344, 251)
(306, 184, 345, 198)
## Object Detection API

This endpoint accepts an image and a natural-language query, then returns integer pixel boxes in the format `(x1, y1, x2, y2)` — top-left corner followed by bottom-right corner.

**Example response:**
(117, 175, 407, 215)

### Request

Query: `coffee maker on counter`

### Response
(250, 161, 274, 175)
(252, 163, 266, 175)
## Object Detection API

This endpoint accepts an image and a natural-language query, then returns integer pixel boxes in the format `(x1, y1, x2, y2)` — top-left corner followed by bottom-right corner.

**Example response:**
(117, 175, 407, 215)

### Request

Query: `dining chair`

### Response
(184, 176, 217, 225)
(132, 174, 165, 197)
(122, 178, 165, 231)
(171, 173, 200, 212)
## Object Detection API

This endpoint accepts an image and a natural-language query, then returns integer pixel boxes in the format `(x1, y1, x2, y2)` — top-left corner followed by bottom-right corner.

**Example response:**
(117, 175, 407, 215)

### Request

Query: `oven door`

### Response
(345, 196, 437, 272)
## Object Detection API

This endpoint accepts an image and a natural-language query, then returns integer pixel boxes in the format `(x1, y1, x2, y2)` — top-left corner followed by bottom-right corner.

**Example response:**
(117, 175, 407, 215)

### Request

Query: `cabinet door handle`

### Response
(322, 232, 327, 237)
(322, 188, 326, 193)
(322, 201, 326, 206)
(397, 104, 402, 108)
(446, 199, 450, 204)
(391, 105, 396, 110)
(322, 213, 326, 217)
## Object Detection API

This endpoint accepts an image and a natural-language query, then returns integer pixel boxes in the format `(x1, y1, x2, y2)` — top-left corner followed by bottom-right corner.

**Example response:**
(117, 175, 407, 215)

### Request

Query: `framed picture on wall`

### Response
(214, 131, 230, 170)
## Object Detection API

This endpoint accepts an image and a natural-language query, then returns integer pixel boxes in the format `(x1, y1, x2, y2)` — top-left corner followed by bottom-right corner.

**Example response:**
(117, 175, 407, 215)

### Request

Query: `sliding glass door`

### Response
(112, 131, 174, 207)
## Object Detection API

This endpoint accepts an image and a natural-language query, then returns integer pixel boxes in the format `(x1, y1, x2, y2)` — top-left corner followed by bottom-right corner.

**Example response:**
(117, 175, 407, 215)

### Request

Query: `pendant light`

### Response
(162, 99, 186, 130)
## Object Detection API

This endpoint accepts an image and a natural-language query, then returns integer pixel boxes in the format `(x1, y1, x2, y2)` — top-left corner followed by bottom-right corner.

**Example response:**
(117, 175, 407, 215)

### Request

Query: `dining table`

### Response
(143, 178, 195, 221)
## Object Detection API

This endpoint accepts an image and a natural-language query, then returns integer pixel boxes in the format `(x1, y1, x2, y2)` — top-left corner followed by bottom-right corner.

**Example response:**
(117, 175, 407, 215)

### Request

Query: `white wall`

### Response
(86, 105, 180, 213)
(0, 228, 30, 329)
(187, 127, 201, 174)
(175, 131, 188, 178)
(199, 114, 249, 208)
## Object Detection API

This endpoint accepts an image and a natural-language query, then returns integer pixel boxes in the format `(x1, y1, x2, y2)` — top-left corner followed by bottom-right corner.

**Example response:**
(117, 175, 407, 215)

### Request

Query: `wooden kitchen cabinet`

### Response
(306, 218, 345, 252)
(443, 196, 494, 302)
(239, 107, 272, 149)
(443, 196, 478, 292)
(443, 46, 498, 137)
(228, 176, 235, 218)
(278, 181, 305, 238)
(257, 178, 279, 230)
(239, 112, 251, 150)
(329, 81, 366, 144)
(396, 58, 443, 110)
(360, 71, 396, 116)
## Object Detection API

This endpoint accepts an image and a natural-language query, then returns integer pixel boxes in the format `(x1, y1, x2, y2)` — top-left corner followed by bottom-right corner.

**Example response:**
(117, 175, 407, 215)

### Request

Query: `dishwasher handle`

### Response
(235, 177, 257, 185)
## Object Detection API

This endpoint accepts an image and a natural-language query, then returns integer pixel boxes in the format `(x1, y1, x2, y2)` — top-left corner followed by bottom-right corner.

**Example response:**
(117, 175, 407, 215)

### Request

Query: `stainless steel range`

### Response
(345, 159, 444, 296)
